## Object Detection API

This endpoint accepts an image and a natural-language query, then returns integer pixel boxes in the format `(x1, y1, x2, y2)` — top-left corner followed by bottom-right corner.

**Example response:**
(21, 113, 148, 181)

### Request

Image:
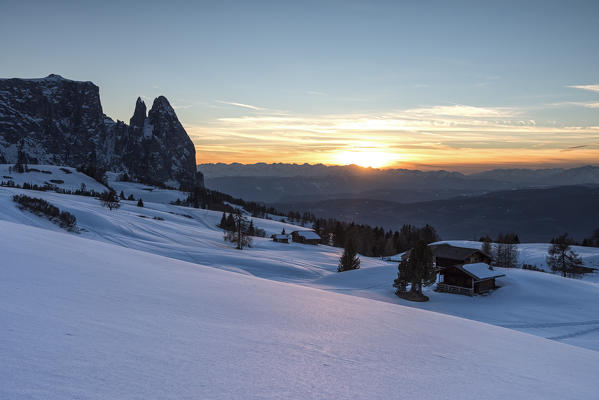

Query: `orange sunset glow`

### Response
(186, 105, 599, 171)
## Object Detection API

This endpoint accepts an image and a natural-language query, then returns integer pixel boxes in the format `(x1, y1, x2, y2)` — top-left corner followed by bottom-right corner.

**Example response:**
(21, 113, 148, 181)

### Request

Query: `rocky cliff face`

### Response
(0, 74, 202, 189)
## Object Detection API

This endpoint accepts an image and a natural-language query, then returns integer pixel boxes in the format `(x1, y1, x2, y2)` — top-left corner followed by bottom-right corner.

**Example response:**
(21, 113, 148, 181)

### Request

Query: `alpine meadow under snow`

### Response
(2, 221, 599, 400)
(2, 168, 599, 398)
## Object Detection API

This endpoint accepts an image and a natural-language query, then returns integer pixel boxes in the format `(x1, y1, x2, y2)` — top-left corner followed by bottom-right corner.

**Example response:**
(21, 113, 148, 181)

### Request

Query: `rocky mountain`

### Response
(0, 74, 202, 189)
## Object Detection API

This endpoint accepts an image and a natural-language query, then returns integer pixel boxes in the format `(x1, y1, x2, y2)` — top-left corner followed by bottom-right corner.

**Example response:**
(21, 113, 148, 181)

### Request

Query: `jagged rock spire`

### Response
(129, 97, 147, 127)
(0, 76, 201, 189)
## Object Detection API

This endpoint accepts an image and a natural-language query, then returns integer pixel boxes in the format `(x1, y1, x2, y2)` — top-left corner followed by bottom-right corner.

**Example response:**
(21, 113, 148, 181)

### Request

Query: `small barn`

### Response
(437, 263, 505, 296)
(291, 230, 320, 245)
(395, 243, 492, 267)
(272, 234, 289, 243)
(429, 243, 492, 267)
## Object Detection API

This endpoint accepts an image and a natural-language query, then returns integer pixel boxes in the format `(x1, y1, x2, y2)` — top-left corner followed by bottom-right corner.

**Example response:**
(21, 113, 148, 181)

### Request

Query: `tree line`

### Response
(313, 219, 440, 257)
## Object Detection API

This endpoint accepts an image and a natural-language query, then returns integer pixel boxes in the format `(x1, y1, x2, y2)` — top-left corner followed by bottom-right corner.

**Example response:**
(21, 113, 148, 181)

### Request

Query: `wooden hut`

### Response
(437, 263, 505, 296)
(428, 243, 492, 267)
(272, 234, 289, 243)
(396, 243, 492, 267)
(291, 230, 320, 245)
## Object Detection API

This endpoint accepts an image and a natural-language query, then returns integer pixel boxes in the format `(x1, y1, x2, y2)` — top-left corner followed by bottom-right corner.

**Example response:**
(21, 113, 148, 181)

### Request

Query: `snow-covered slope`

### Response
(0, 164, 108, 192)
(2, 220, 599, 399)
(1, 186, 599, 352)
(0, 187, 357, 282)
(105, 172, 188, 204)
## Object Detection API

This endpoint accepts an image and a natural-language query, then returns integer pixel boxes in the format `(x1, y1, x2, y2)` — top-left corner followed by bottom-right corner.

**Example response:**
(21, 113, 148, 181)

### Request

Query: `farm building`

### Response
(428, 243, 492, 267)
(291, 230, 320, 245)
(272, 234, 289, 243)
(394, 243, 492, 267)
(437, 263, 505, 296)
(394, 243, 500, 296)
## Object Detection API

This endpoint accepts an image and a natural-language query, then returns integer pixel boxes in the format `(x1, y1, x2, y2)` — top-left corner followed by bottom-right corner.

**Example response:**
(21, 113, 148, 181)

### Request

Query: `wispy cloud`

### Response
(549, 101, 599, 109)
(561, 142, 599, 152)
(215, 100, 266, 111)
(568, 84, 599, 93)
(404, 104, 517, 118)
(186, 102, 599, 169)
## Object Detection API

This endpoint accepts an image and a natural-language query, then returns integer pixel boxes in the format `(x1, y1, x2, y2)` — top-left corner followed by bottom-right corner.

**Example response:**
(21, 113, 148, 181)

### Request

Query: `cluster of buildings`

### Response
(272, 230, 320, 245)
(273, 229, 502, 297)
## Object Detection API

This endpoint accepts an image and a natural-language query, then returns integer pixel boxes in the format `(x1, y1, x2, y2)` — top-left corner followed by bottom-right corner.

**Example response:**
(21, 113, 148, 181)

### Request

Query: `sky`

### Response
(1, 0, 598, 172)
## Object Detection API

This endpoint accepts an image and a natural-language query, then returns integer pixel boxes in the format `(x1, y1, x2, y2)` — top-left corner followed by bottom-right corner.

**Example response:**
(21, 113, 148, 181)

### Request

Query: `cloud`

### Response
(404, 104, 517, 118)
(185, 103, 599, 169)
(215, 100, 265, 111)
(548, 101, 599, 108)
(568, 84, 599, 93)
(562, 144, 589, 151)
(561, 142, 599, 152)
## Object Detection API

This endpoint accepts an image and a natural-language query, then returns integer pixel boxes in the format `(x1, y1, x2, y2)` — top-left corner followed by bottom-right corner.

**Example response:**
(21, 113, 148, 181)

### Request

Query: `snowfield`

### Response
(0, 164, 107, 192)
(2, 220, 599, 399)
(105, 171, 188, 204)
(2, 180, 599, 398)
(1, 185, 599, 352)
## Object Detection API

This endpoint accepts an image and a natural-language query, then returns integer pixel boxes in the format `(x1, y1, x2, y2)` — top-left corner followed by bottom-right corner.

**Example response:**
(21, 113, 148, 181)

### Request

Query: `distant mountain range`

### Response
(272, 185, 599, 242)
(199, 162, 599, 203)
(199, 163, 599, 241)
(0, 74, 202, 188)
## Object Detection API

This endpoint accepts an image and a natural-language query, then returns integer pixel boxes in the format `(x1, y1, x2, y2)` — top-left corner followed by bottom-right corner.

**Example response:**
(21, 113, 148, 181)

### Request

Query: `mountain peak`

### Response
(130, 97, 147, 127)
(149, 96, 177, 119)
(152, 95, 172, 109)
(46, 74, 66, 80)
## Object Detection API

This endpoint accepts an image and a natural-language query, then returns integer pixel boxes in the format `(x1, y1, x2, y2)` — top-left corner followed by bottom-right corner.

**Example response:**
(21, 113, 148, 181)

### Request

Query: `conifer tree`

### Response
(137, 198, 144, 207)
(547, 233, 584, 277)
(393, 240, 435, 301)
(494, 242, 518, 268)
(226, 213, 235, 231)
(481, 240, 493, 266)
(232, 210, 251, 249)
(338, 239, 360, 272)
(14, 140, 27, 173)
(219, 212, 227, 228)
(99, 191, 120, 210)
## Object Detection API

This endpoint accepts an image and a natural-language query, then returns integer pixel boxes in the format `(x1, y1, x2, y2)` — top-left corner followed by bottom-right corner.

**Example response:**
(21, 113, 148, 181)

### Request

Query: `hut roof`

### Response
(429, 243, 491, 260)
(459, 263, 505, 281)
(292, 230, 320, 240)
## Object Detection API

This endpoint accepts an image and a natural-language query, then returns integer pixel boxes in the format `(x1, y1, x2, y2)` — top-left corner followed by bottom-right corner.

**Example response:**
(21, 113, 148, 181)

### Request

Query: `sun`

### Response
(333, 149, 396, 168)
